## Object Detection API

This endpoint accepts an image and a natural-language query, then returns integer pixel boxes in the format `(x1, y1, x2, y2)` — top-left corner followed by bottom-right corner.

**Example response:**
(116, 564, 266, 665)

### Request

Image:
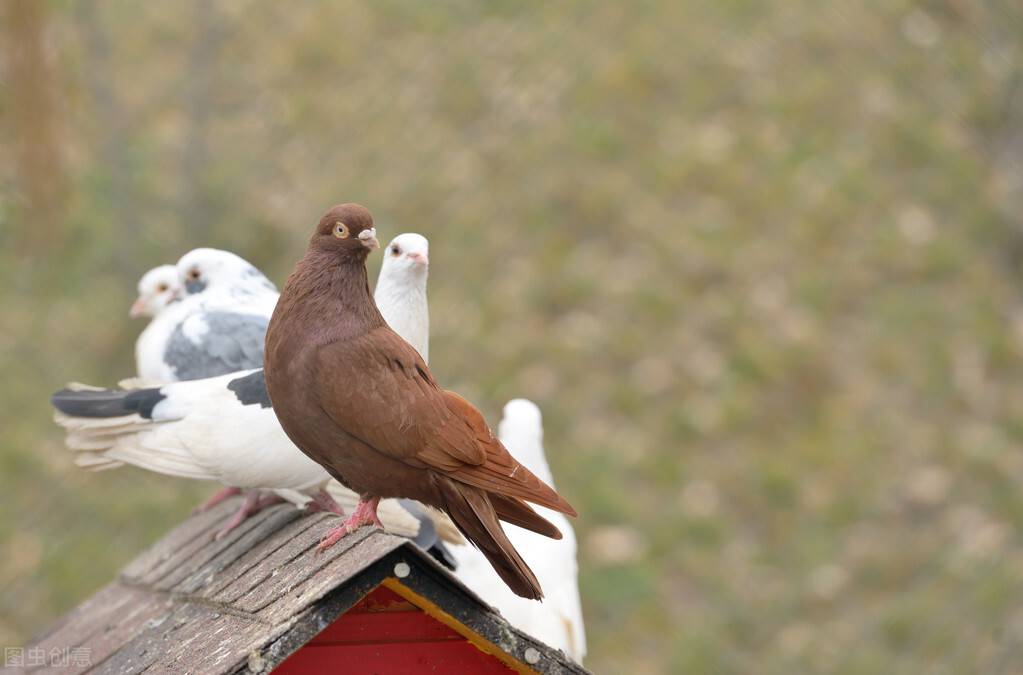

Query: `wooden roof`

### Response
(22, 498, 589, 675)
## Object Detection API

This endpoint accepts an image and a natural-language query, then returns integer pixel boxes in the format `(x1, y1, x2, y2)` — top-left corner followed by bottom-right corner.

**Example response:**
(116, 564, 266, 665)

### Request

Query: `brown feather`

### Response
(435, 476, 543, 600)
(313, 332, 576, 516)
(488, 493, 564, 539)
(444, 434, 578, 516)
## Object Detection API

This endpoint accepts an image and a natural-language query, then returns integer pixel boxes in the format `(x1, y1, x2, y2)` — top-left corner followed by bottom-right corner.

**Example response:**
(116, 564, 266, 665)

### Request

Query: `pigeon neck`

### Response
(374, 271, 429, 363)
(291, 249, 386, 339)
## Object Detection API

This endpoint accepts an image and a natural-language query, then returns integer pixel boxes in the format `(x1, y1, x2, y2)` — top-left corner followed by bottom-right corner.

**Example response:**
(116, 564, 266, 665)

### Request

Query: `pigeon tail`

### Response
(488, 492, 563, 539)
(435, 476, 543, 601)
(51, 386, 166, 419)
(438, 390, 577, 518)
(426, 540, 458, 570)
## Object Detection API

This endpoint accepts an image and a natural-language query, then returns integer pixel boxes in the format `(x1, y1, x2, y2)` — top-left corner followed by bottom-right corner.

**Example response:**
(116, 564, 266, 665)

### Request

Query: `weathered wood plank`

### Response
(70, 592, 174, 673)
(149, 503, 290, 592)
(120, 498, 239, 584)
(226, 525, 381, 614)
(209, 513, 339, 606)
(26, 582, 129, 647)
(141, 607, 266, 674)
(26, 584, 167, 674)
(144, 503, 288, 590)
(88, 603, 197, 675)
(255, 532, 403, 624)
(90, 603, 263, 675)
(172, 505, 306, 596)
(199, 514, 324, 600)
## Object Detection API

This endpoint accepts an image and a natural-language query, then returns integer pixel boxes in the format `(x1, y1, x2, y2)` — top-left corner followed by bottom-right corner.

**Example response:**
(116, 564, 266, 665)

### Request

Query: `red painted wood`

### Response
(273, 641, 517, 674)
(310, 609, 461, 644)
(272, 586, 518, 673)
(347, 586, 412, 612)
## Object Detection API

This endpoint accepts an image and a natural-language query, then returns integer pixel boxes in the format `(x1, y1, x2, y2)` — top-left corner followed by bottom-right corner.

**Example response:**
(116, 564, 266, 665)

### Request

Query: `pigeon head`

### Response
(175, 248, 276, 296)
(310, 203, 379, 257)
(382, 233, 429, 277)
(375, 232, 431, 363)
(498, 398, 555, 486)
(499, 399, 544, 442)
(131, 265, 180, 318)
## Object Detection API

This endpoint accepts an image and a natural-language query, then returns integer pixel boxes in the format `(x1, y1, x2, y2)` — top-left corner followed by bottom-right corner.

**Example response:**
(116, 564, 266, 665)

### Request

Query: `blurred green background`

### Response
(3, 1, 1023, 672)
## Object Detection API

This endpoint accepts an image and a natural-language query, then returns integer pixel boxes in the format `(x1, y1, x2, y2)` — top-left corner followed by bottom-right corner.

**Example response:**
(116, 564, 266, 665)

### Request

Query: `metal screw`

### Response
(394, 561, 411, 578)
(524, 647, 541, 665)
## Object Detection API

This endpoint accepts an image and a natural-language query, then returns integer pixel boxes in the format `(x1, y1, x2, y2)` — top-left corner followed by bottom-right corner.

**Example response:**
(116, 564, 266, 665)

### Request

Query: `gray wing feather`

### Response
(165, 311, 269, 380)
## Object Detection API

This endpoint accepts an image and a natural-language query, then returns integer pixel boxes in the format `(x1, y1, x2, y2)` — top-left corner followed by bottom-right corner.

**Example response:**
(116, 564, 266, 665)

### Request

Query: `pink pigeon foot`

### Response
(304, 489, 346, 516)
(194, 486, 242, 514)
(215, 490, 286, 539)
(316, 497, 383, 552)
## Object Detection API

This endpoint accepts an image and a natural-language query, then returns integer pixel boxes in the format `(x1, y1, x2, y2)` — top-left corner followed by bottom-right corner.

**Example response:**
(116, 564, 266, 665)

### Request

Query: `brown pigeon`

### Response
(264, 203, 577, 600)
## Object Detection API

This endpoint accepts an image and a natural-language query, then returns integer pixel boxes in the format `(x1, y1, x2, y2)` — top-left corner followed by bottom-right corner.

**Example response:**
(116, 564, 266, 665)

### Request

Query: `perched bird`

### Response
(452, 400, 586, 661)
(264, 203, 577, 600)
(137, 248, 278, 382)
(51, 235, 457, 552)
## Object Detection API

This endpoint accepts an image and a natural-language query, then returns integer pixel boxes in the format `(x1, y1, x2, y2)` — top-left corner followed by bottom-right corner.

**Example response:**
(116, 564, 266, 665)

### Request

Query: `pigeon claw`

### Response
(214, 490, 285, 540)
(316, 524, 353, 553)
(314, 496, 383, 553)
(304, 489, 346, 516)
(194, 486, 242, 514)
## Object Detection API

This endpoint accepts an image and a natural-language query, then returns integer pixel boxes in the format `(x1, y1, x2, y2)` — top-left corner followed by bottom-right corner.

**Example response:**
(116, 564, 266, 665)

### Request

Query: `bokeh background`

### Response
(3, 1, 1023, 672)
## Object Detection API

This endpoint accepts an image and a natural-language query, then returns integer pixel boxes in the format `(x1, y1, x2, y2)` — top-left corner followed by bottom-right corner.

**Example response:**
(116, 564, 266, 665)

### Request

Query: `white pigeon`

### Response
(51, 235, 459, 550)
(450, 399, 587, 663)
(136, 248, 278, 382)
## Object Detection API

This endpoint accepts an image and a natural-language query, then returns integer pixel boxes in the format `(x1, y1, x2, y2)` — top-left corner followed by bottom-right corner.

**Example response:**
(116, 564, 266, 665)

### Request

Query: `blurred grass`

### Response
(2, 1, 1023, 672)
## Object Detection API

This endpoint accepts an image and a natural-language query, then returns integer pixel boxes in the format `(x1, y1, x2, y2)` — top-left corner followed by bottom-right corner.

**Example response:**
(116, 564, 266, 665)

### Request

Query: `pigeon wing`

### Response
(165, 311, 268, 380)
(313, 327, 575, 516)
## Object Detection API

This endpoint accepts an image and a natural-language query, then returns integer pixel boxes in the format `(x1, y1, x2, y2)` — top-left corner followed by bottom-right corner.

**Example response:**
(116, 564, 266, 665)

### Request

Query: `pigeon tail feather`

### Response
(51, 386, 165, 419)
(488, 492, 563, 539)
(435, 476, 543, 600)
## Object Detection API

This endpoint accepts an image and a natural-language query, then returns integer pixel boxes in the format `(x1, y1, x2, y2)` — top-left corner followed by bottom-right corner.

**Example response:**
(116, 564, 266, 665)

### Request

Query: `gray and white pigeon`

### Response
(51, 235, 459, 553)
(450, 399, 587, 662)
(135, 248, 278, 382)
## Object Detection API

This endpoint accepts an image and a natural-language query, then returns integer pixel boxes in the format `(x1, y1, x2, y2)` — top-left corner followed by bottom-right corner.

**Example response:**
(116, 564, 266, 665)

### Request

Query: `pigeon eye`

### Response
(391, 245, 401, 256)
(156, 283, 168, 292)
(187, 268, 201, 281)
(333, 222, 350, 239)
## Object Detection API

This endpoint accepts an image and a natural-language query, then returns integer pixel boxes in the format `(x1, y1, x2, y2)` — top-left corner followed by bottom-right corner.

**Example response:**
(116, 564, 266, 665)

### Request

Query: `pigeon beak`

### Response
(358, 227, 380, 251)
(129, 297, 147, 318)
(407, 251, 428, 266)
